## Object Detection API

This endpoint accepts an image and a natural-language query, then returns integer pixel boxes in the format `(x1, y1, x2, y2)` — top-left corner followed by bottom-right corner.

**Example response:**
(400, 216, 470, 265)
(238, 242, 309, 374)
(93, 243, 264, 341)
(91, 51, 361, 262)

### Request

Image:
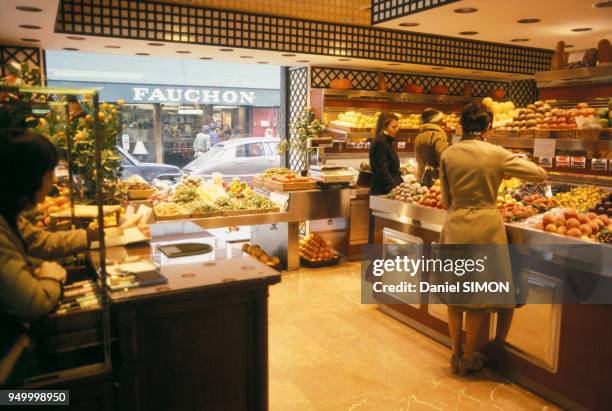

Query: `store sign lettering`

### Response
(132, 87, 256, 105)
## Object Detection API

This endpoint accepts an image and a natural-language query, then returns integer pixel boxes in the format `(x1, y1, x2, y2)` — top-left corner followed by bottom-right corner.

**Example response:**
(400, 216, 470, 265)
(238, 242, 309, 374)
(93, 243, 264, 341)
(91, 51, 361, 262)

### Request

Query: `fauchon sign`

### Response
(132, 87, 256, 105)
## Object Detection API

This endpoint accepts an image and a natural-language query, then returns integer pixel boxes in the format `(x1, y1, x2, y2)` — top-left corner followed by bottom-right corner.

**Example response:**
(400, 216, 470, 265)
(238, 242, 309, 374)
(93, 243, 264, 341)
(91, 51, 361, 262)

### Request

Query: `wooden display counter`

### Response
(370, 197, 612, 411)
(90, 241, 281, 411)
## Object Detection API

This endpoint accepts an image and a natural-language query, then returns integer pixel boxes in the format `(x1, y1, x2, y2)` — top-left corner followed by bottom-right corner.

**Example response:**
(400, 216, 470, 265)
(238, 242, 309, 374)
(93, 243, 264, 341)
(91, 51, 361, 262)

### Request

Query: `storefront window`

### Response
(119, 104, 157, 163)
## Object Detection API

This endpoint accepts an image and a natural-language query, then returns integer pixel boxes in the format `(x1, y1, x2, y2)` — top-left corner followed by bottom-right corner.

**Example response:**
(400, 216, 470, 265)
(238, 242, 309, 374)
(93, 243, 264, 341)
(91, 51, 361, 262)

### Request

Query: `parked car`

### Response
(117, 146, 181, 182)
(182, 137, 281, 182)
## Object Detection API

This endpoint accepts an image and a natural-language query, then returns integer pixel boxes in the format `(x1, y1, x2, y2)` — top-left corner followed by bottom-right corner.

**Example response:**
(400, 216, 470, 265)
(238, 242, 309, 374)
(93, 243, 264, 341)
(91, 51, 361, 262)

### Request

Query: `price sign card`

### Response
(533, 138, 556, 160)
(556, 156, 570, 167)
(397, 142, 406, 149)
(571, 156, 586, 169)
(538, 157, 553, 168)
(591, 159, 608, 171)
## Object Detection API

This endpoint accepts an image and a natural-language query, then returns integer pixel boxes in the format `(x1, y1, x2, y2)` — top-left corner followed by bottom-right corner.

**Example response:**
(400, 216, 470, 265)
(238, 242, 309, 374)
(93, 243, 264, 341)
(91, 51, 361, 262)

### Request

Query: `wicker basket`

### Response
(518, 129, 536, 138)
(128, 187, 156, 200)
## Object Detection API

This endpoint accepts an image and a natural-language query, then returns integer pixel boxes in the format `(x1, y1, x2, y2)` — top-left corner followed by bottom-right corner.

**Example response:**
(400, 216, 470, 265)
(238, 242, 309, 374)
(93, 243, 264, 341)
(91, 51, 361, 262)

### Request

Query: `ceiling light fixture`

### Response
(63, 47, 79, 51)
(565, 44, 575, 48)
(388, 63, 401, 66)
(297, 60, 310, 63)
(338, 58, 351, 61)
(454, 7, 478, 13)
(200, 57, 213, 60)
(594, 1, 612, 7)
(571, 27, 592, 32)
(257, 62, 269, 64)
(67, 36, 85, 40)
(240, 56, 253, 58)
(19, 24, 41, 29)
(459, 31, 478, 35)
(176, 50, 191, 54)
(399, 22, 419, 27)
(282, 54, 296, 57)
(136, 52, 150, 56)
(148, 42, 164, 46)
(517, 18, 541, 23)
(471, 71, 483, 74)
(20, 38, 39, 42)
(219, 48, 234, 51)
(16, 6, 42, 12)
(511, 38, 530, 42)
(432, 67, 444, 70)
(105, 45, 121, 49)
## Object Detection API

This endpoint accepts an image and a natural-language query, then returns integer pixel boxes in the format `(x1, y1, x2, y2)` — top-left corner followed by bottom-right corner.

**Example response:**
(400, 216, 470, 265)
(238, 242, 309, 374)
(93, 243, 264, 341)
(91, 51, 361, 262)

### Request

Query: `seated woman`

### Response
(0, 130, 148, 384)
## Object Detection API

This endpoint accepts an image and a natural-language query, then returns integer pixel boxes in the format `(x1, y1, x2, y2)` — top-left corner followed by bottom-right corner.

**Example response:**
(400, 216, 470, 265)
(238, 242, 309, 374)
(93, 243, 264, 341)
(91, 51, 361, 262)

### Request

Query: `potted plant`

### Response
(277, 107, 325, 175)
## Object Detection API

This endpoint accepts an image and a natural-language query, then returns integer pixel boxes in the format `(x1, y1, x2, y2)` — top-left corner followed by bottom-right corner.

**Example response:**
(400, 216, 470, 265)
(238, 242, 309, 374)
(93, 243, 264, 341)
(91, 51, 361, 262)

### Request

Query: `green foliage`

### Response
(277, 107, 324, 164)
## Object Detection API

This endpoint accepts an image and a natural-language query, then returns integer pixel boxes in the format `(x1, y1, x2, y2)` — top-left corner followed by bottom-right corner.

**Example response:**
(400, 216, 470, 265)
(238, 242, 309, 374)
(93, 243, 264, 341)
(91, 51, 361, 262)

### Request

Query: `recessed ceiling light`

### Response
(594, 1, 612, 7)
(200, 57, 213, 60)
(240, 56, 253, 58)
(20, 38, 40, 42)
(388, 63, 401, 66)
(518, 18, 541, 24)
(257, 62, 269, 64)
(471, 71, 483, 74)
(297, 60, 310, 63)
(432, 67, 444, 70)
(338, 58, 351, 61)
(399, 22, 419, 27)
(565, 44, 575, 48)
(282, 54, 296, 57)
(19, 24, 41, 29)
(67, 36, 85, 40)
(148, 42, 164, 46)
(459, 31, 478, 35)
(219, 48, 234, 51)
(176, 50, 191, 54)
(136, 52, 150, 56)
(454, 7, 478, 13)
(16, 6, 42, 12)
(63, 47, 79, 51)
(571, 27, 592, 32)
(511, 38, 530, 42)
(105, 45, 121, 49)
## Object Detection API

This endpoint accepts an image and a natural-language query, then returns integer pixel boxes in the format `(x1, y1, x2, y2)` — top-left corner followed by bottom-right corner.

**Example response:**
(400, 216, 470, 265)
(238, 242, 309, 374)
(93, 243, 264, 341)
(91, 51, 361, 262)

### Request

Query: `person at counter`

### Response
(0, 130, 149, 384)
(369, 112, 402, 195)
(439, 103, 546, 375)
(414, 108, 449, 184)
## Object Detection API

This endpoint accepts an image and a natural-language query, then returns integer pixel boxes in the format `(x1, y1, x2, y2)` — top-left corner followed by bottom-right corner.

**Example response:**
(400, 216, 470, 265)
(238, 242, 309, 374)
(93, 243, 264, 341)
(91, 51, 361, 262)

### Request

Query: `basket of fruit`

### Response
(153, 202, 191, 221)
(124, 181, 156, 200)
(241, 243, 281, 269)
(299, 233, 340, 268)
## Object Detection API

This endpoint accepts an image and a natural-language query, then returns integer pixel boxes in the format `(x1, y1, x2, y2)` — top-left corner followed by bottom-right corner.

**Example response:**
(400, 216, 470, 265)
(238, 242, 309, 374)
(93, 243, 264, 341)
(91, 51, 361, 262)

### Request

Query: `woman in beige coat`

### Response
(0, 131, 146, 384)
(414, 108, 448, 183)
(439, 103, 546, 375)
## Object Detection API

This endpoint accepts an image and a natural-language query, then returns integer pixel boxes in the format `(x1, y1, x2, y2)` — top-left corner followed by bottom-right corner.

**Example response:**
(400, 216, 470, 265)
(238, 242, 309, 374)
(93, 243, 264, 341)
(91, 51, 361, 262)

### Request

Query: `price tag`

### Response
(570, 156, 586, 168)
(397, 142, 406, 149)
(591, 158, 608, 171)
(544, 185, 553, 198)
(269, 192, 290, 212)
(538, 157, 553, 168)
(556, 156, 570, 167)
(533, 138, 556, 160)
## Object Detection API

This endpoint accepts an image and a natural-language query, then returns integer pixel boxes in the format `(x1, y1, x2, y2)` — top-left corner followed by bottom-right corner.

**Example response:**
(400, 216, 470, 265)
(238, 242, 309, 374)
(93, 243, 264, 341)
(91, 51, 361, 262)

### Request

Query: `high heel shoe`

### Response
(458, 357, 484, 376)
(450, 354, 461, 375)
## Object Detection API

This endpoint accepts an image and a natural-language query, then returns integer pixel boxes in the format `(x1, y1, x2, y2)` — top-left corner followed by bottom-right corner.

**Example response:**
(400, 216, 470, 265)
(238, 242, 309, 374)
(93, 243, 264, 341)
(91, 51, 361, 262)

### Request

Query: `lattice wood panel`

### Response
(372, 0, 460, 24)
(55, 0, 553, 75)
(0, 45, 42, 79)
(311, 66, 510, 98)
(288, 66, 308, 172)
(508, 80, 539, 108)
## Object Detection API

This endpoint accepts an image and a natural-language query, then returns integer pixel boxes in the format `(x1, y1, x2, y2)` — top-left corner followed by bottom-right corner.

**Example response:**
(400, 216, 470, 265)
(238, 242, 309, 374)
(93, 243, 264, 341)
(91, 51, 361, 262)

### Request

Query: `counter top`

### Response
(90, 239, 281, 305)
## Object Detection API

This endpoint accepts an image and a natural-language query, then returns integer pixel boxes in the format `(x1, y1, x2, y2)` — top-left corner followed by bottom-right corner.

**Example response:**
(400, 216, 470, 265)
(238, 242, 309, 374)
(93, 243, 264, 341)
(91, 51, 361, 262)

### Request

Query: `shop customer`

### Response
(193, 125, 211, 157)
(439, 103, 546, 375)
(0, 131, 149, 384)
(414, 108, 448, 184)
(369, 112, 402, 195)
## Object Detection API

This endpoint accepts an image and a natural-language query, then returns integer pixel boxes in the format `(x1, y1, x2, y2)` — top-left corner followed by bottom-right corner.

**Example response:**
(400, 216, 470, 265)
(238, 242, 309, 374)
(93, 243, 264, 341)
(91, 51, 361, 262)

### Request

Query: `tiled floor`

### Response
(268, 262, 559, 411)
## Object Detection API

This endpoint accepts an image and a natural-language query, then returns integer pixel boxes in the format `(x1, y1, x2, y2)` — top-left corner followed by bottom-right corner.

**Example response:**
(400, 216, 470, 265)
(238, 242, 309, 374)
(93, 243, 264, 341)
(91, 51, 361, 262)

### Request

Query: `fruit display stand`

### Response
(369, 194, 612, 411)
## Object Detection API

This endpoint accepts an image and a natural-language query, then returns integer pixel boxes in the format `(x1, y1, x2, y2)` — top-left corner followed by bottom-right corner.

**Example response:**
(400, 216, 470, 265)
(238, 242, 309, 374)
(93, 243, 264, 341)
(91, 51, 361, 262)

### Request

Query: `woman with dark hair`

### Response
(439, 102, 546, 375)
(369, 112, 402, 195)
(0, 130, 147, 384)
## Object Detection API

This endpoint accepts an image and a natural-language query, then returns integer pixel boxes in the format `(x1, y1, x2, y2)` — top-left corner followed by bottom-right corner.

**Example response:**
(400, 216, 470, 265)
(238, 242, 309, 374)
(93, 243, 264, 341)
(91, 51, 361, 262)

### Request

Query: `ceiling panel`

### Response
(378, 0, 612, 51)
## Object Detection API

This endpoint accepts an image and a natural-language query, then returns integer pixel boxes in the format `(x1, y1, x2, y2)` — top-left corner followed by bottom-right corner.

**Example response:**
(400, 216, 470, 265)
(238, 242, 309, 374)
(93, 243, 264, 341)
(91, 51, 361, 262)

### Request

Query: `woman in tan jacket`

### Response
(0, 131, 146, 384)
(414, 108, 448, 183)
(439, 103, 546, 375)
